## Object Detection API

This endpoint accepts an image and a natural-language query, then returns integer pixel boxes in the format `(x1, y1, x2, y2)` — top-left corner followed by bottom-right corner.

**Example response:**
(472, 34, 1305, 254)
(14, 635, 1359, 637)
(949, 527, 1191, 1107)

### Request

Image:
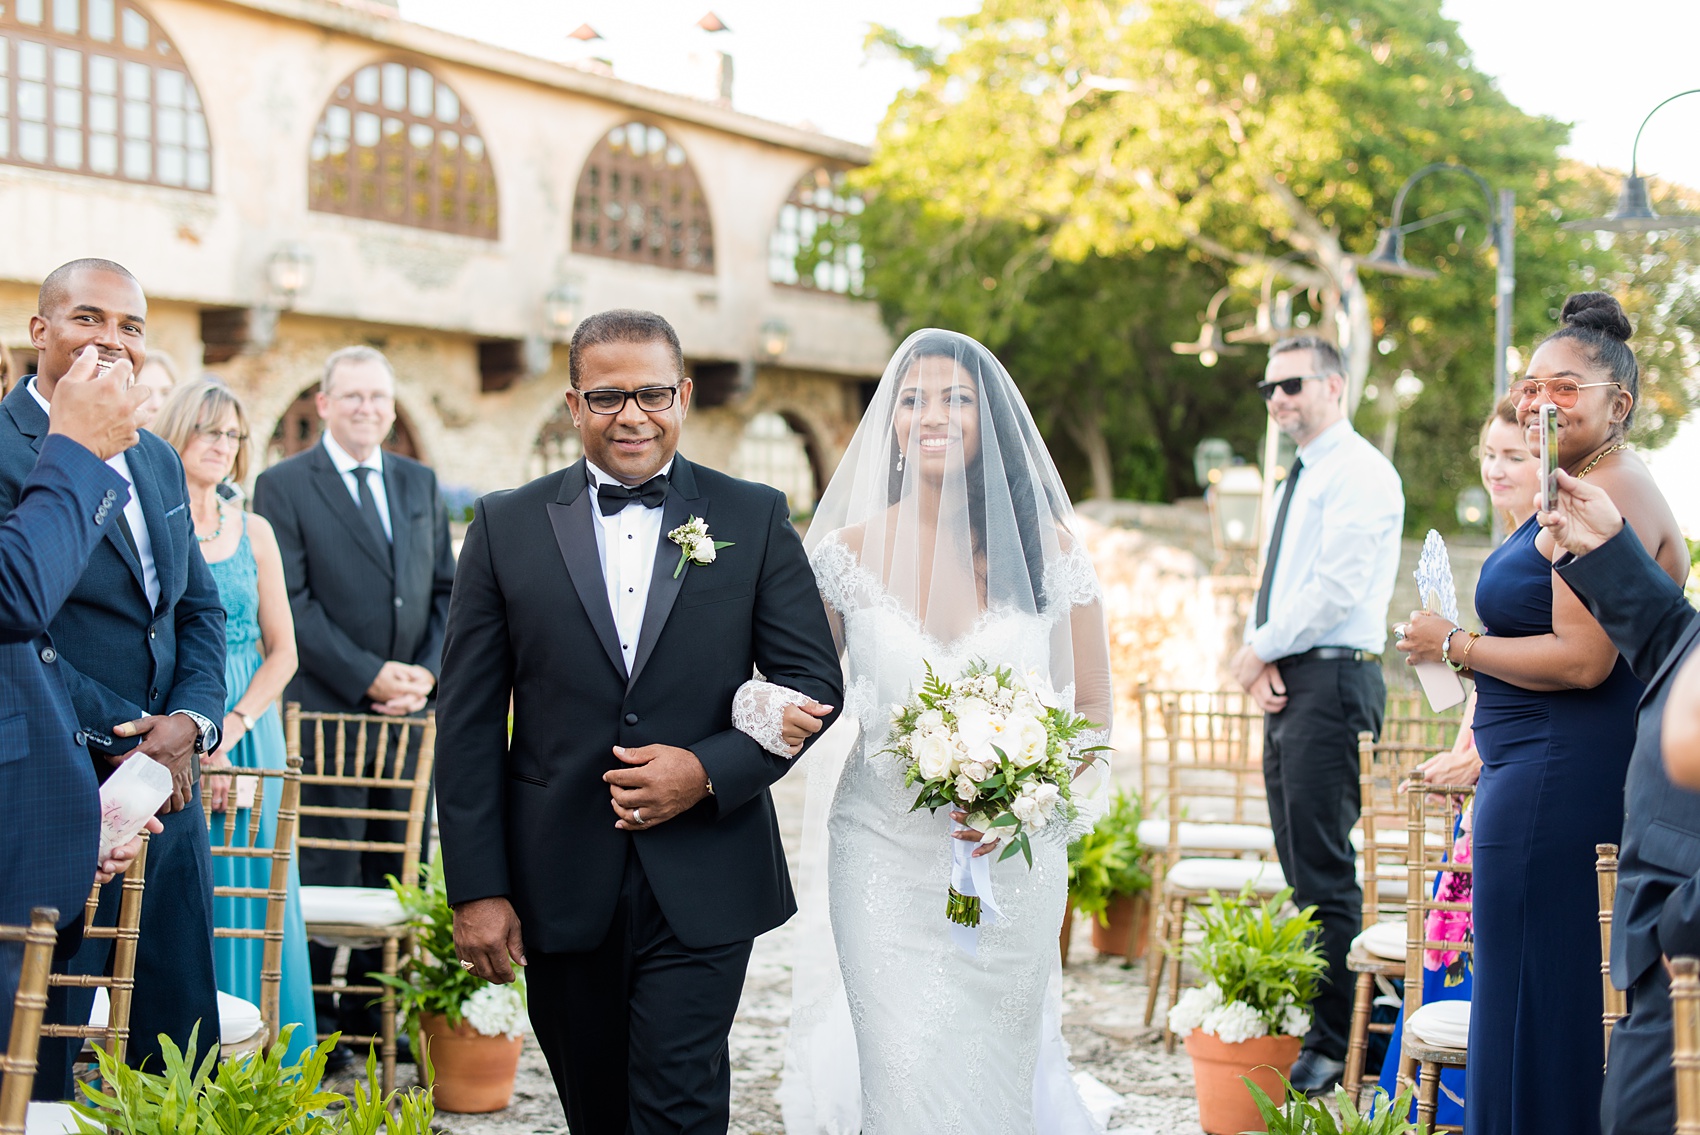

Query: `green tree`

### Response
(859, 0, 1700, 524)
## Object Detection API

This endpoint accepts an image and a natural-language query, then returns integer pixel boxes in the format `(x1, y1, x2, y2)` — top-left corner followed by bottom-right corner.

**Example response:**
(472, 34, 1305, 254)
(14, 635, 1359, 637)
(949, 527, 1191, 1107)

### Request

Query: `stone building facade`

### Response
(0, 0, 890, 508)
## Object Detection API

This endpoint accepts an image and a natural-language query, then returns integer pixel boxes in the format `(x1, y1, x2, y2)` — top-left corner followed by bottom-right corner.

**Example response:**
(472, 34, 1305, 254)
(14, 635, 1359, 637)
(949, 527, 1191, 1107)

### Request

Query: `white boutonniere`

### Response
(668, 516, 734, 579)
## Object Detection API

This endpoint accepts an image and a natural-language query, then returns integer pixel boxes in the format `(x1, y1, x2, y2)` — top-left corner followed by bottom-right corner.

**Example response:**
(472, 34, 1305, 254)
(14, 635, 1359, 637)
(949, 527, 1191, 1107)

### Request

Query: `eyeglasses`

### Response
(331, 391, 394, 409)
(194, 425, 249, 446)
(1508, 378, 1622, 409)
(1257, 375, 1330, 400)
(574, 385, 679, 415)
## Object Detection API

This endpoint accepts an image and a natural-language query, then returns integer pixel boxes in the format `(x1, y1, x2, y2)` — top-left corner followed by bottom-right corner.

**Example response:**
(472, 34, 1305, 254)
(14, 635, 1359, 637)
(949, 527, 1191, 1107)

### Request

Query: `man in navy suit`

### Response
(0, 347, 156, 1064)
(0, 260, 227, 1094)
(1541, 467, 1700, 1135)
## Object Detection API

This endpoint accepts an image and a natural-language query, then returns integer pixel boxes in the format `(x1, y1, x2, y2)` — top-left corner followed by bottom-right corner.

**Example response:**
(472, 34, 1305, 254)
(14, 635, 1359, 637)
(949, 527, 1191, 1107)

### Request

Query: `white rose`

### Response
(915, 733, 954, 781)
(691, 539, 717, 565)
(1003, 713, 1049, 768)
(1011, 691, 1046, 720)
(916, 709, 947, 737)
(1010, 795, 1040, 826)
(961, 761, 989, 783)
(955, 773, 980, 803)
(1032, 781, 1062, 815)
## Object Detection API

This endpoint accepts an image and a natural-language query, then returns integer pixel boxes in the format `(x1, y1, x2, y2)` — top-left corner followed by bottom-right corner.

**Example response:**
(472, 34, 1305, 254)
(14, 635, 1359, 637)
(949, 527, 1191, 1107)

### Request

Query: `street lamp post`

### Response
(1561, 88, 1700, 234)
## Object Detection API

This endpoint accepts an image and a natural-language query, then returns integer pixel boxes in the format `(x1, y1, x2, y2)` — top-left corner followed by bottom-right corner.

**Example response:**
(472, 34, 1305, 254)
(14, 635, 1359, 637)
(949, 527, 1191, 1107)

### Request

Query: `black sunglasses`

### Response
(1257, 374, 1331, 400)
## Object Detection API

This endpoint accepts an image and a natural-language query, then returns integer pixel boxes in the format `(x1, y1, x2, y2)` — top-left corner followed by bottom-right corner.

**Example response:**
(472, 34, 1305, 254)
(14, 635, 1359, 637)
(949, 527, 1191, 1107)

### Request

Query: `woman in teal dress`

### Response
(156, 379, 315, 1064)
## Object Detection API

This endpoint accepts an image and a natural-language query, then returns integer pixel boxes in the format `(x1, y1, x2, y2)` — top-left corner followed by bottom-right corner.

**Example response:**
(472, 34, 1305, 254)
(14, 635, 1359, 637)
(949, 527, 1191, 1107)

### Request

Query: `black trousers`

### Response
(1262, 656, 1383, 1061)
(298, 716, 432, 1039)
(1602, 962, 1675, 1135)
(526, 843, 753, 1135)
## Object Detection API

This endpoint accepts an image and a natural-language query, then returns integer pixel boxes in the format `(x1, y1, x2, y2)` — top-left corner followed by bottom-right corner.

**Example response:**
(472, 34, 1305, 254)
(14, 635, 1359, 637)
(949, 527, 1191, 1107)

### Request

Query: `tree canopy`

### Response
(857, 0, 1699, 529)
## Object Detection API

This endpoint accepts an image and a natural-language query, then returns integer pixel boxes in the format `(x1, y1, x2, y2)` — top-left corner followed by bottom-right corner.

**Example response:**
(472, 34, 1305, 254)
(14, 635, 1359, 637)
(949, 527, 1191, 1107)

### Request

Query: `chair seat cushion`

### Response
(1166, 857, 1286, 893)
(1407, 999, 1470, 1049)
(25, 1102, 82, 1134)
(300, 885, 405, 928)
(1353, 920, 1407, 961)
(1138, 819, 1274, 852)
(218, 991, 265, 1046)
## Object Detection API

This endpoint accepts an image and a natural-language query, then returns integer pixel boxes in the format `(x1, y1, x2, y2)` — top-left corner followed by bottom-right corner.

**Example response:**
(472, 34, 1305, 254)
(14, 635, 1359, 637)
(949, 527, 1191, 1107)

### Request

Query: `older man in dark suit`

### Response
(0, 347, 155, 1067)
(1542, 467, 1700, 1135)
(252, 345, 455, 1061)
(0, 260, 227, 1096)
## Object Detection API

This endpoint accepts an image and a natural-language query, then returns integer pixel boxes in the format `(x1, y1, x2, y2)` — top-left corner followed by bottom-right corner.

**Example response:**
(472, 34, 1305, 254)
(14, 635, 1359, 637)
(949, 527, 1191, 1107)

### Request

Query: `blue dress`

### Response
(207, 517, 316, 1064)
(1465, 515, 1641, 1135)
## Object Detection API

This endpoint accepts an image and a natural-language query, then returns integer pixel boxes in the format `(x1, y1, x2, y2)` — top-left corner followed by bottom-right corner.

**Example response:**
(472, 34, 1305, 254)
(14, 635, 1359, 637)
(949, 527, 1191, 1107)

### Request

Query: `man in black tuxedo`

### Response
(252, 346, 455, 1057)
(0, 260, 227, 1094)
(436, 309, 842, 1134)
(1541, 468, 1700, 1135)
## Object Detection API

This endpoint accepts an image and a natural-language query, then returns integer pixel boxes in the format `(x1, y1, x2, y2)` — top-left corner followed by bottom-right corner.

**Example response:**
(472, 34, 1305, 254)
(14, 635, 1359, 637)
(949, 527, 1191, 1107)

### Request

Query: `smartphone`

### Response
(1538, 402, 1560, 514)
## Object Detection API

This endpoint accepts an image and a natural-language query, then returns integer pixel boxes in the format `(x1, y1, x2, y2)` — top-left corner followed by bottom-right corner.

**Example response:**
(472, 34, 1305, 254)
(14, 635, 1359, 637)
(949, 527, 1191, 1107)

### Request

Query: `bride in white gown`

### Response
(734, 330, 1115, 1134)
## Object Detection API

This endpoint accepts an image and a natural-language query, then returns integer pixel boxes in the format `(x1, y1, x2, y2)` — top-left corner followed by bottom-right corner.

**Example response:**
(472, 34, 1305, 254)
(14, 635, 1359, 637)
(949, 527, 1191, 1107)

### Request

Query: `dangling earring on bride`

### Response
(895, 452, 904, 472)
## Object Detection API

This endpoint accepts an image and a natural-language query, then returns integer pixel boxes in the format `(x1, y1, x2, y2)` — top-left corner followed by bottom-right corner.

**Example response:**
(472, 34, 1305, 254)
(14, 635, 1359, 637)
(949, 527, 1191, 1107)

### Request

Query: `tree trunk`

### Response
(1065, 407, 1115, 500)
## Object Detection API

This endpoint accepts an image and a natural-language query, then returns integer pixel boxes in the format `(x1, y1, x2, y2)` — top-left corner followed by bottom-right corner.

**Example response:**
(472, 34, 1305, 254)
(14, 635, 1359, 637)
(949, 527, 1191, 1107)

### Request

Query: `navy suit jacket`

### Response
(0, 382, 225, 756)
(1557, 524, 1700, 988)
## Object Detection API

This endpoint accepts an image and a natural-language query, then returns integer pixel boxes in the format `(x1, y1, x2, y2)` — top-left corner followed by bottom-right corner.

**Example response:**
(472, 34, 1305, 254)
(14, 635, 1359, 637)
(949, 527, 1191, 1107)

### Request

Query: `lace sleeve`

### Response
(1043, 546, 1103, 610)
(808, 535, 860, 617)
(733, 679, 816, 758)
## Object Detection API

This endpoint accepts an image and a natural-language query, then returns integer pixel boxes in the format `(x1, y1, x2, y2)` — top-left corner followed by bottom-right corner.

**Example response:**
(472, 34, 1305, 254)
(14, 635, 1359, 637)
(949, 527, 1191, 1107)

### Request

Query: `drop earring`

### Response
(895, 452, 904, 472)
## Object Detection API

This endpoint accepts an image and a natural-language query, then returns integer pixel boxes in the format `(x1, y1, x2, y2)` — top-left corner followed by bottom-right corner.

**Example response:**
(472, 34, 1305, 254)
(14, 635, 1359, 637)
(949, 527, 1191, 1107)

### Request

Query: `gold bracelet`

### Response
(1460, 631, 1481, 672)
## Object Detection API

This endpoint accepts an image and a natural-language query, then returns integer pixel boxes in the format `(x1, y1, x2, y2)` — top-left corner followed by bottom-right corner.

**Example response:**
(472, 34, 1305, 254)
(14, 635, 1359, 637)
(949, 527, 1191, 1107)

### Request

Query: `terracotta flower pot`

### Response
(419, 1010, 524, 1114)
(1091, 891, 1152, 960)
(1183, 1028, 1302, 1135)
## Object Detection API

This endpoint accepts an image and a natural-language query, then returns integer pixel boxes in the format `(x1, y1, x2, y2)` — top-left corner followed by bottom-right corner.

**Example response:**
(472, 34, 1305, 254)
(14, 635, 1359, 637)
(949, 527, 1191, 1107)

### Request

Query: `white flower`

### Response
(954, 699, 997, 748)
(1031, 781, 1062, 816)
(1167, 983, 1223, 1036)
(691, 538, 717, 565)
(461, 983, 527, 1039)
(1011, 794, 1043, 828)
(961, 761, 989, 783)
(1012, 691, 1046, 720)
(914, 733, 954, 781)
(955, 773, 980, 803)
(1280, 1004, 1311, 1037)
(916, 709, 947, 737)
(1201, 1000, 1269, 1045)
(1002, 713, 1049, 768)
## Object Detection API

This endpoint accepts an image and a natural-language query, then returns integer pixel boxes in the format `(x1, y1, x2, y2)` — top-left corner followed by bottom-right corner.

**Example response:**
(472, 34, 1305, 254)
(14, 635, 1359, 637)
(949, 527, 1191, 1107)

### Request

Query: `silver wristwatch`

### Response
(173, 709, 219, 755)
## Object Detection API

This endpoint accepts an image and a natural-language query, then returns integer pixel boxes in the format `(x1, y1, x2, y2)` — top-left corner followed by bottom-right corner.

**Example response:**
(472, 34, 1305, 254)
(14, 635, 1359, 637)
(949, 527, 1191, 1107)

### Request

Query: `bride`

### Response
(734, 330, 1115, 1133)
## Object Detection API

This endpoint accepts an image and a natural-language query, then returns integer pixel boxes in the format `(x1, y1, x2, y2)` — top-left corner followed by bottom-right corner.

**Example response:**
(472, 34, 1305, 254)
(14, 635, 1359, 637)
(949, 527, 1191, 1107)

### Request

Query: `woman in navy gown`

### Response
(1399, 293, 1686, 1134)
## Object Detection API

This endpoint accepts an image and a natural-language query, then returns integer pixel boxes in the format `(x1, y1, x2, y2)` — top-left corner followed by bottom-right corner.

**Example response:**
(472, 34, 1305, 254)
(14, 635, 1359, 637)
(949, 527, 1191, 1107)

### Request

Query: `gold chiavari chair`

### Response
(1397, 772, 1474, 1133)
(1673, 956, 1700, 1135)
(1342, 733, 1443, 1104)
(1141, 689, 1278, 1049)
(203, 759, 303, 1059)
(288, 706, 436, 1094)
(41, 836, 149, 1081)
(0, 908, 60, 1135)
(1594, 843, 1627, 1068)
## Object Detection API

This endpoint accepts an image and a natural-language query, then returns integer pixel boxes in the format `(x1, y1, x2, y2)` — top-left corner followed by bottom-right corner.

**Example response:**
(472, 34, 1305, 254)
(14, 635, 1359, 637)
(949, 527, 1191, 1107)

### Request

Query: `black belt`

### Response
(1281, 647, 1381, 665)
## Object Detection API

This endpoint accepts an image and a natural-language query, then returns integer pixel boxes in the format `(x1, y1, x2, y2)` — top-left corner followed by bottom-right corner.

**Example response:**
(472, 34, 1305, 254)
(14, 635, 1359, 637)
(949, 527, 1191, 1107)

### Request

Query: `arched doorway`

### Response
(735, 411, 819, 518)
(266, 383, 421, 466)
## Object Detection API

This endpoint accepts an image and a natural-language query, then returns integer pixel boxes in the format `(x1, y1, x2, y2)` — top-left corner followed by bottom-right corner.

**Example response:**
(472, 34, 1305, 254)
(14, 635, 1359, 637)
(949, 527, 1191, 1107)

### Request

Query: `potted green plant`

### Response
(377, 851, 527, 1114)
(1165, 886, 1327, 1135)
(69, 1023, 436, 1134)
(1244, 1073, 1420, 1135)
(1067, 788, 1152, 960)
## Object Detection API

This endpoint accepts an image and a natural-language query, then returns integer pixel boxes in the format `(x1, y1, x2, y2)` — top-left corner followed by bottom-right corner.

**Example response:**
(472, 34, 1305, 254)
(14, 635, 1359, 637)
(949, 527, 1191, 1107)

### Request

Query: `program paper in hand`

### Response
(1412, 530, 1467, 712)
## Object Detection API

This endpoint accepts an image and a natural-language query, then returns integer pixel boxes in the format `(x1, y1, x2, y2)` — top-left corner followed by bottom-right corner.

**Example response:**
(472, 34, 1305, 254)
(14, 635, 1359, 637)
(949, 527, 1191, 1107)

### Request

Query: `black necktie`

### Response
(597, 475, 669, 516)
(351, 466, 390, 546)
(1254, 457, 1304, 629)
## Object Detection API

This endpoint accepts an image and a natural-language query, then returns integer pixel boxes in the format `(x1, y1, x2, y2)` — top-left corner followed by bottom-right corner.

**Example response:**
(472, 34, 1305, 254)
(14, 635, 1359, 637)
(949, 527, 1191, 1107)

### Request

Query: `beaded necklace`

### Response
(195, 499, 225, 545)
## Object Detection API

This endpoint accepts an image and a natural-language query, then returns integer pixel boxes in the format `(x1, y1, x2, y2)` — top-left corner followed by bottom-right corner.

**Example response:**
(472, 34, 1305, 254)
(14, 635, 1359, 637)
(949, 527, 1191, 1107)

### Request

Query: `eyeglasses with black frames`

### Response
(575, 385, 680, 415)
(1257, 374, 1331, 401)
(1508, 378, 1622, 409)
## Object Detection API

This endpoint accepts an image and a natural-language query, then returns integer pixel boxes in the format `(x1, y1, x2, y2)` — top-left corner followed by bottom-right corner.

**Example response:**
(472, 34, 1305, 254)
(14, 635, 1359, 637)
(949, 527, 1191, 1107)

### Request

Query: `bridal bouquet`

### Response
(883, 659, 1107, 928)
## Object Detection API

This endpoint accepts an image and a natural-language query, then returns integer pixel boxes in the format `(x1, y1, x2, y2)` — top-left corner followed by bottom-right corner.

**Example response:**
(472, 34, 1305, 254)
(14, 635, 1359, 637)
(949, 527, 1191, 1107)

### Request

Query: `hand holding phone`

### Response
(1538, 403, 1560, 515)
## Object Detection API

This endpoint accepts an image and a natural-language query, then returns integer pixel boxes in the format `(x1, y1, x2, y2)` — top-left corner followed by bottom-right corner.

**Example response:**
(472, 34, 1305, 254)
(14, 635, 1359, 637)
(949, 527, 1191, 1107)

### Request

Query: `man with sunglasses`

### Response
(434, 308, 842, 1134)
(1229, 334, 1405, 1095)
(252, 345, 456, 1067)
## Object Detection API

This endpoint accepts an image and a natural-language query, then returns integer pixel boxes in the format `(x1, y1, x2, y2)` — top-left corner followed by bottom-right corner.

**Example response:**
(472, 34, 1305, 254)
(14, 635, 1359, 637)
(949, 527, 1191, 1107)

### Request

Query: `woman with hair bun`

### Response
(1399, 292, 1685, 1133)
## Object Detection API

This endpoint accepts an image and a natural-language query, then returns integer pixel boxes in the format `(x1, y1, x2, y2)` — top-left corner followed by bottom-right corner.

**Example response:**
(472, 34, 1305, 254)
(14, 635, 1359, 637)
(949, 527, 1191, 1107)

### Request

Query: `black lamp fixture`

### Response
(1562, 88, 1700, 233)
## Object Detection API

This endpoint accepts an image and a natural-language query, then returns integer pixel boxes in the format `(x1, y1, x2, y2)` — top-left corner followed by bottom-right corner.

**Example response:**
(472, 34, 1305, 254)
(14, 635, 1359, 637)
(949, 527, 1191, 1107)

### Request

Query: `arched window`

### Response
(529, 402, 583, 480)
(265, 384, 421, 466)
(572, 122, 713, 273)
(308, 61, 497, 239)
(735, 411, 818, 517)
(770, 167, 864, 296)
(0, 0, 211, 189)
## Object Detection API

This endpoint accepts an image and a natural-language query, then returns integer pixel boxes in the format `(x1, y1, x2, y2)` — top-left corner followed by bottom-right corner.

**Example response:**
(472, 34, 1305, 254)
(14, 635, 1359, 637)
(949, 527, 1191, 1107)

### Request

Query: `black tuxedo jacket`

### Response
(1557, 524, 1700, 988)
(435, 456, 843, 952)
(253, 442, 455, 711)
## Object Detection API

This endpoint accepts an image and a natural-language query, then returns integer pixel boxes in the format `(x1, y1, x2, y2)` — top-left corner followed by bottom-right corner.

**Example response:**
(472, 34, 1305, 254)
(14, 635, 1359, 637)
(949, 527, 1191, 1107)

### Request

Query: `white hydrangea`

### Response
(1280, 1004, 1311, 1037)
(1201, 1000, 1269, 1045)
(1166, 982, 1224, 1036)
(461, 983, 527, 1039)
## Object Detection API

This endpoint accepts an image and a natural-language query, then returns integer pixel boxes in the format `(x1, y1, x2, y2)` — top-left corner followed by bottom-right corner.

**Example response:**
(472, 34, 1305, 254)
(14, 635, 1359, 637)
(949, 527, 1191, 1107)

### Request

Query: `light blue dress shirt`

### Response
(1246, 418, 1405, 661)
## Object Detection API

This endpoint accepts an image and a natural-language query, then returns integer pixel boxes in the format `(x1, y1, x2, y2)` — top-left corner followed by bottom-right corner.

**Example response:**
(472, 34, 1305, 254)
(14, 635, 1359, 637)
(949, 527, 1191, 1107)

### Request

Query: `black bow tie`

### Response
(597, 475, 669, 515)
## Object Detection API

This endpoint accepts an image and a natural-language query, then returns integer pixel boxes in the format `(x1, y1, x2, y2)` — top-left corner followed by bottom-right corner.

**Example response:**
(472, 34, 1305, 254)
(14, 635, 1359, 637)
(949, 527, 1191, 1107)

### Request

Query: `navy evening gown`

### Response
(1465, 515, 1641, 1135)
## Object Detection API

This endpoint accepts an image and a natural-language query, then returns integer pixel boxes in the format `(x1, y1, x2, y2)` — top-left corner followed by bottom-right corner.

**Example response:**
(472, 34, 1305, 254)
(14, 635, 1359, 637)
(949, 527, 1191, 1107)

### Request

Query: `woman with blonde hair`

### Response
(155, 378, 314, 1062)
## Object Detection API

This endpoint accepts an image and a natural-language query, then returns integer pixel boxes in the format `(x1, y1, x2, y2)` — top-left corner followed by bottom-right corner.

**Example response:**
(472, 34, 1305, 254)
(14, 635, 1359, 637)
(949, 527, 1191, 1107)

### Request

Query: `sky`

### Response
(396, 0, 1700, 530)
